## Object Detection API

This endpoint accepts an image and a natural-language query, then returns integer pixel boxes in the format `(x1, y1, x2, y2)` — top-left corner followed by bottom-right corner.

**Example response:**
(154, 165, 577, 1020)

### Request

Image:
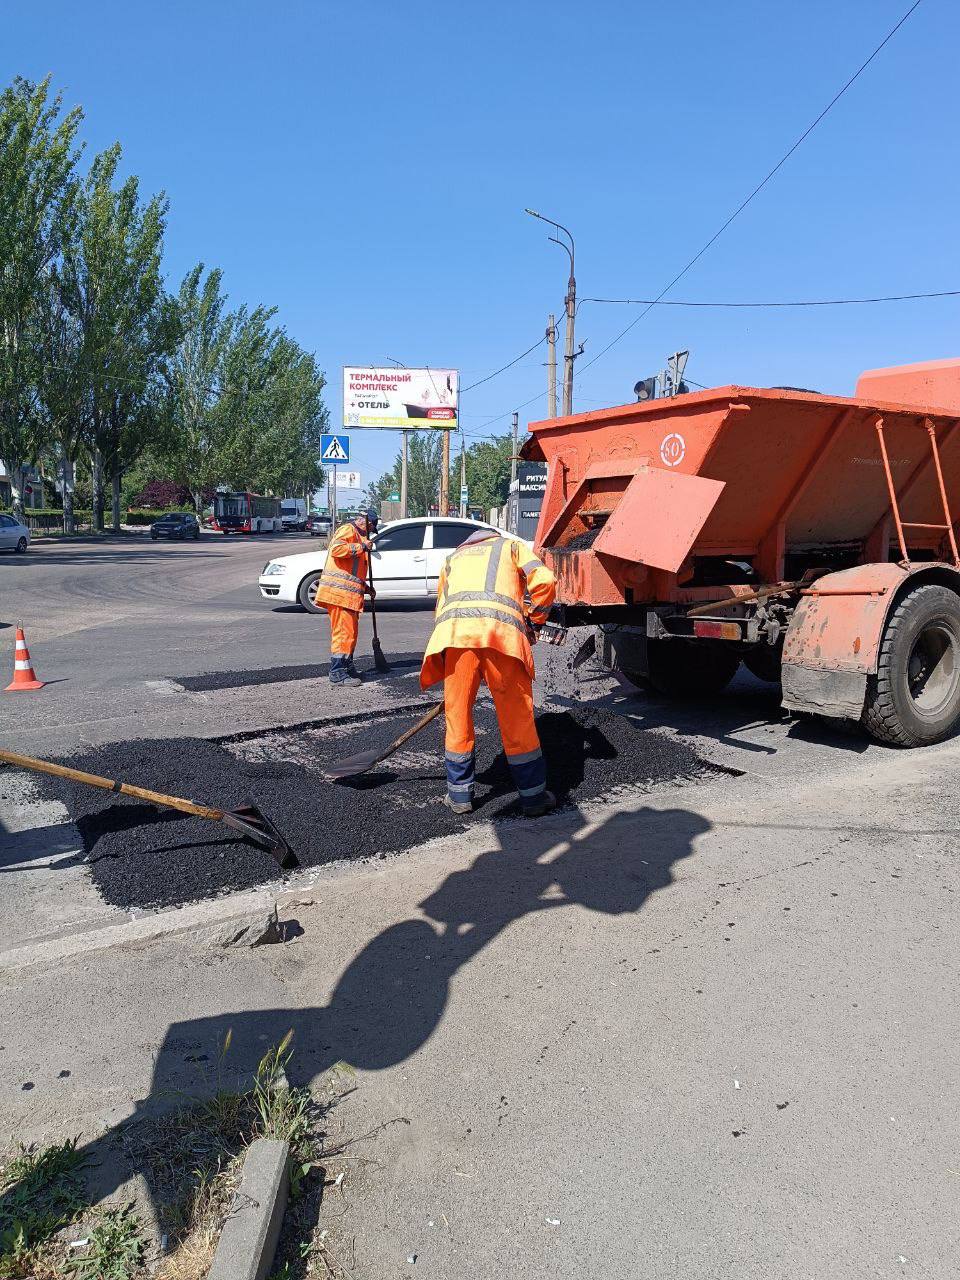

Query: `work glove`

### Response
(366, 584, 377, 600)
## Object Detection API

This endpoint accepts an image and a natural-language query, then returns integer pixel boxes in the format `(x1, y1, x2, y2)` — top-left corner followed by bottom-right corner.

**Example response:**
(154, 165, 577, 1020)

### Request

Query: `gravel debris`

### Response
(29, 706, 731, 911)
(548, 527, 602, 552)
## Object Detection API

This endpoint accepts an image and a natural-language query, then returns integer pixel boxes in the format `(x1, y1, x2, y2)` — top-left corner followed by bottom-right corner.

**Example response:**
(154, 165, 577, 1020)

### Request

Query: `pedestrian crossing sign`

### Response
(321, 434, 350, 464)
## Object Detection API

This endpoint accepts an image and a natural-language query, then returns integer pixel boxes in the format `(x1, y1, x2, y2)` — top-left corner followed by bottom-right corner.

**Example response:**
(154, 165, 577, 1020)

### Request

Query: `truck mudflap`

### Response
(780, 561, 960, 719)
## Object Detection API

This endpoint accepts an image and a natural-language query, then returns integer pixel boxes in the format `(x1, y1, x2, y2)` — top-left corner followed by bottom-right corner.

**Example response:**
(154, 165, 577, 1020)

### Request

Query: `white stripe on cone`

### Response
(15, 660, 33, 670)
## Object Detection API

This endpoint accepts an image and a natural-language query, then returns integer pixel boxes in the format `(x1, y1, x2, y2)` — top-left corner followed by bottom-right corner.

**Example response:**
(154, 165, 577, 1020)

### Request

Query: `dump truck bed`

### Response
(526, 383, 960, 602)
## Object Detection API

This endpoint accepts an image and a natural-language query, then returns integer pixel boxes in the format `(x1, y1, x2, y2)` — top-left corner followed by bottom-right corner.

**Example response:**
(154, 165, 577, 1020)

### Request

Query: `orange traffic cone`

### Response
(5, 623, 44, 692)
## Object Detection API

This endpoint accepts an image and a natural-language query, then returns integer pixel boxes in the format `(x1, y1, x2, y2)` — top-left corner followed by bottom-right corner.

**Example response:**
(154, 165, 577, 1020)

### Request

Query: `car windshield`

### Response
(161, 514, 187, 521)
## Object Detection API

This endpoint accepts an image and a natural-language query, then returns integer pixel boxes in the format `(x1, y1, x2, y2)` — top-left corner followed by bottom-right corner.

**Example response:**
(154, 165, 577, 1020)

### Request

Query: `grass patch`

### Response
(127, 1033, 349, 1280)
(0, 1039, 355, 1280)
(0, 1139, 144, 1280)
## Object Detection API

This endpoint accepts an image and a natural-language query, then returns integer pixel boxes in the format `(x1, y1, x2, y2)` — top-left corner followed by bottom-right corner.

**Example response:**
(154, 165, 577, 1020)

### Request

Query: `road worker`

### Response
(421, 527, 557, 817)
(315, 509, 378, 686)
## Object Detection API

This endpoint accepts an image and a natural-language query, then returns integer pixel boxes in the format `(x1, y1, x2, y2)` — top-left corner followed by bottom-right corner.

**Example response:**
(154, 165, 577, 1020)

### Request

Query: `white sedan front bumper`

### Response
(258, 571, 298, 604)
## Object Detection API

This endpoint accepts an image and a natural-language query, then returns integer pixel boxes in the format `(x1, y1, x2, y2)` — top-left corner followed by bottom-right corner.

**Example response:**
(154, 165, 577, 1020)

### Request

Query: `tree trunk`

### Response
(193, 490, 202, 517)
(92, 446, 104, 532)
(2, 459, 25, 520)
(61, 454, 76, 535)
(111, 463, 122, 533)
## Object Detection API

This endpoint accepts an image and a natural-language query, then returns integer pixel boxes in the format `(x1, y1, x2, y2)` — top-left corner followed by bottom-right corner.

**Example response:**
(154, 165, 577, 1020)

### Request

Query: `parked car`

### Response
(280, 498, 307, 531)
(150, 512, 200, 541)
(0, 514, 30, 553)
(259, 516, 500, 611)
(306, 514, 332, 537)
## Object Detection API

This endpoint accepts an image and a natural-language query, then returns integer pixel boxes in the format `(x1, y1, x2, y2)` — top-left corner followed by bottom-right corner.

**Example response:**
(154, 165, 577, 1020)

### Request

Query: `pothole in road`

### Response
(27, 706, 738, 912)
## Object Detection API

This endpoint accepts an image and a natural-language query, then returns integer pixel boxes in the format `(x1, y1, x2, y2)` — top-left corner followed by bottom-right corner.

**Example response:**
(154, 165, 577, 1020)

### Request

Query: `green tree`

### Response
(157, 264, 235, 513)
(69, 143, 173, 530)
(369, 430, 442, 516)
(0, 77, 81, 517)
(451, 432, 514, 515)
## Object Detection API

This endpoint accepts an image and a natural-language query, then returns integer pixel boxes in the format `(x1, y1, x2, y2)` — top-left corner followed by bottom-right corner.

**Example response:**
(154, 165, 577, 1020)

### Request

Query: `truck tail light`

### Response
(693, 620, 741, 640)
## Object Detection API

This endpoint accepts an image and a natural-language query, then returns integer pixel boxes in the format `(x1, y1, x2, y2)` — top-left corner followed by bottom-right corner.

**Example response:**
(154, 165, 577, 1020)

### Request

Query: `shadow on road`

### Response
(2, 802, 710, 1228)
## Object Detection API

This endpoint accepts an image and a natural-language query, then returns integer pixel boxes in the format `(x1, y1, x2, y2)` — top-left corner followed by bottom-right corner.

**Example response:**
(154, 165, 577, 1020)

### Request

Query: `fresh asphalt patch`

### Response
(27, 707, 736, 911)
(176, 653, 422, 692)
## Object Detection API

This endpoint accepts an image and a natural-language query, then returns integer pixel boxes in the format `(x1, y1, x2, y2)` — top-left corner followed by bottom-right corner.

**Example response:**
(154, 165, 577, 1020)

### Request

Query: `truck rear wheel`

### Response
(743, 642, 783, 684)
(646, 639, 740, 698)
(862, 583, 960, 746)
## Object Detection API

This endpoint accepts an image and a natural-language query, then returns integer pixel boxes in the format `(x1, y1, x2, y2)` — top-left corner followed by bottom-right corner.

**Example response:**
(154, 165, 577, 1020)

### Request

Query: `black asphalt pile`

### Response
(30, 707, 730, 911)
(549, 526, 603, 553)
(178, 653, 422, 692)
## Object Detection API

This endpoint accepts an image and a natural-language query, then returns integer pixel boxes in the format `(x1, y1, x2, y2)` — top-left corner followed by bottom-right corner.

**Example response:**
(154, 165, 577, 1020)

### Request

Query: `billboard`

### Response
(343, 367, 458, 430)
(335, 470, 362, 489)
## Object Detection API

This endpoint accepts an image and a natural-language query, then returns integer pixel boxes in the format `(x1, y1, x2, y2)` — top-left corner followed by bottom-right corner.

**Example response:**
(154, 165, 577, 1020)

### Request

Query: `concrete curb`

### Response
(208, 1138, 290, 1280)
(0, 889, 279, 972)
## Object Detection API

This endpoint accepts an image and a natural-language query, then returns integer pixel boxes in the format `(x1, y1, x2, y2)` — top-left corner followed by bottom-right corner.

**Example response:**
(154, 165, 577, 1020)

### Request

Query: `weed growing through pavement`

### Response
(0, 1040, 354, 1280)
(0, 1138, 144, 1280)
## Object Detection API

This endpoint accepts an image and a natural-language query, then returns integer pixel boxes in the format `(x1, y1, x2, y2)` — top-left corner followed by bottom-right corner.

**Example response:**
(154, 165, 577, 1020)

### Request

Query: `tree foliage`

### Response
(0, 75, 329, 530)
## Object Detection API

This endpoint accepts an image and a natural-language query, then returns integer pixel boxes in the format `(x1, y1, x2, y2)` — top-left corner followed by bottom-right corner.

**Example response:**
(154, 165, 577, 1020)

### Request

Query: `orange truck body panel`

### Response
(524, 359, 960, 718)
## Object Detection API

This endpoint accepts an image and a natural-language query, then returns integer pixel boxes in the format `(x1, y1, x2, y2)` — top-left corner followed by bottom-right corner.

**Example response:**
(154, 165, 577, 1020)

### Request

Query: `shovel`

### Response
(368, 557, 390, 674)
(0, 749, 298, 868)
(326, 701, 444, 780)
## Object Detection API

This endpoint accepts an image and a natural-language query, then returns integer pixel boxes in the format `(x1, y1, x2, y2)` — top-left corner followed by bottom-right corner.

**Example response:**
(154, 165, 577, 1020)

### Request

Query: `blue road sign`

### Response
(321, 434, 350, 464)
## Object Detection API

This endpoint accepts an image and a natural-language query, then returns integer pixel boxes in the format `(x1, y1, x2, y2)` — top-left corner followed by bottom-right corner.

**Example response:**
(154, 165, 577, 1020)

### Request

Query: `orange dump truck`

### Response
(524, 358, 960, 746)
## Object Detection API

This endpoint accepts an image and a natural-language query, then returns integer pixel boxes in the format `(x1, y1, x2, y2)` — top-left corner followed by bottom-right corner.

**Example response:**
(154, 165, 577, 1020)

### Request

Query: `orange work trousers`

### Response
(327, 604, 359, 656)
(443, 647, 546, 808)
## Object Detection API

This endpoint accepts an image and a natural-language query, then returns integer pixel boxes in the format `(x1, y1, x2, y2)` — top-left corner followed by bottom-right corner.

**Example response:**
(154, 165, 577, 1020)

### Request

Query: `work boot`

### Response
(345, 659, 364, 682)
(443, 794, 473, 816)
(522, 789, 557, 818)
(329, 655, 361, 688)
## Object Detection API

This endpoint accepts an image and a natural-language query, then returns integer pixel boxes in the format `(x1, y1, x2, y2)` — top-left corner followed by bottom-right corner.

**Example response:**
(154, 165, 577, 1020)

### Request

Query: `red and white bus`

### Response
(211, 491, 282, 535)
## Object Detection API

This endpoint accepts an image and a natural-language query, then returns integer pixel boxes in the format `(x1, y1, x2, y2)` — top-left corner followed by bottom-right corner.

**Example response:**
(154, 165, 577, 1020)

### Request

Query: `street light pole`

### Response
(384, 358, 408, 518)
(525, 210, 577, 416)
(546, 312, 557, 418)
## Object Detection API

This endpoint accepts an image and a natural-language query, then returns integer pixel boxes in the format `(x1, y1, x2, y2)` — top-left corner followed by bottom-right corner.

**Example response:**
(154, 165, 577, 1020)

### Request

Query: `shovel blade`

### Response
(324, 747, 385, 781)
(221, 802, 299, 869)
(571, 633, 597, 669)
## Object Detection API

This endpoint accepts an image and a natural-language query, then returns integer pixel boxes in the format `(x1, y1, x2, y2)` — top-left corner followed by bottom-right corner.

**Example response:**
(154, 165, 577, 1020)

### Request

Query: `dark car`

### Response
(306, 514, 332, 537)
(150, 512, 200, 541)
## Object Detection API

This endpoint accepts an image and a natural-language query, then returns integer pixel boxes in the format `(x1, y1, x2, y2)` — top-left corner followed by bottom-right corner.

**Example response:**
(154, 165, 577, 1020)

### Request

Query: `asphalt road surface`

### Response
(2, 533, 959, 1278)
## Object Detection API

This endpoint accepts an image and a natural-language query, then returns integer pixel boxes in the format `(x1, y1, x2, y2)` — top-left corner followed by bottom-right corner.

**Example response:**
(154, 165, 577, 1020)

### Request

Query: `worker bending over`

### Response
(315, 509, 378, 686)
(421, 527, 557, 817)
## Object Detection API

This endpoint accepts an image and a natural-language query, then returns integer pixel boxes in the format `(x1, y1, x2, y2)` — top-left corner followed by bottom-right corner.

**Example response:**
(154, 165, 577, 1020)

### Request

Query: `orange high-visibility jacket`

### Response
(314, 521, 370, 612)
(421, 532, 556, 687)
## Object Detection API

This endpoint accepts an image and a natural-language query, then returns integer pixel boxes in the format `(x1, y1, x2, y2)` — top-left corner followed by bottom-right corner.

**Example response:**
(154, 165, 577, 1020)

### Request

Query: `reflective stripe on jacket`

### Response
(314, 522, 369, 612)
(420, 532, 556, 687)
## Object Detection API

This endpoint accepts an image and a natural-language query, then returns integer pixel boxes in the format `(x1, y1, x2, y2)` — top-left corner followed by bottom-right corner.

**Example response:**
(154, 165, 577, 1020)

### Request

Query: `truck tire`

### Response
(646, 639, 740, 698)
(743, 642, 783, 684)
(862, 583, 960, 746)
(298, 572, 324, 614)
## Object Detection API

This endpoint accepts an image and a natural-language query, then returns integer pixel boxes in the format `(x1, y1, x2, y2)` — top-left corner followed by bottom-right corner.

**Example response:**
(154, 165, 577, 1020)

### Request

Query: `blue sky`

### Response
(6, 0, 959, 497)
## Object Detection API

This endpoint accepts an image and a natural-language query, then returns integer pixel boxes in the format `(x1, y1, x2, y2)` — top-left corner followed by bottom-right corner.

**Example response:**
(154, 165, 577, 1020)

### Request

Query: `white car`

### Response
(0, 514, 30, 553)
(259, 516, 501, 611)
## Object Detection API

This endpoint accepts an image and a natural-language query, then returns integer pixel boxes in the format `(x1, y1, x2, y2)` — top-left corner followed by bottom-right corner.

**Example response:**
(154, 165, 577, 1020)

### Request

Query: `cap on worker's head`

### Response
(365, 507, 379, 530)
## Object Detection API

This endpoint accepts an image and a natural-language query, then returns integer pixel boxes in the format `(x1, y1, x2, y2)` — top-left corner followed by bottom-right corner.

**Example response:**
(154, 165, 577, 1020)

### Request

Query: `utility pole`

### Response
(328, 465, 338, 529)
(384, 358, 409, 518)
(400, 432, 409, 518)
(546, 313, 557, 418)
(511, 411, 519, 484)
(525, 210, 577, 416)
(459, 432, 467, 517)
(439, 429, 450, 515)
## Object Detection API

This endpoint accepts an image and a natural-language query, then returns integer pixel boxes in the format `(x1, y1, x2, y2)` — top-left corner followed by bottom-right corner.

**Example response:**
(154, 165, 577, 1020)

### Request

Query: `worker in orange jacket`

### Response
(421, 527, 557, 816)
(315, 509, 378, 686)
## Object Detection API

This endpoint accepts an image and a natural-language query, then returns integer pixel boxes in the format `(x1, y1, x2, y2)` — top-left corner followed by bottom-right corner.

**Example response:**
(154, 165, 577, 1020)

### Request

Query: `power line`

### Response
(460, 336, 546, 393)
(581, 287, 959, 309)
(573, 0, 925, 382)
